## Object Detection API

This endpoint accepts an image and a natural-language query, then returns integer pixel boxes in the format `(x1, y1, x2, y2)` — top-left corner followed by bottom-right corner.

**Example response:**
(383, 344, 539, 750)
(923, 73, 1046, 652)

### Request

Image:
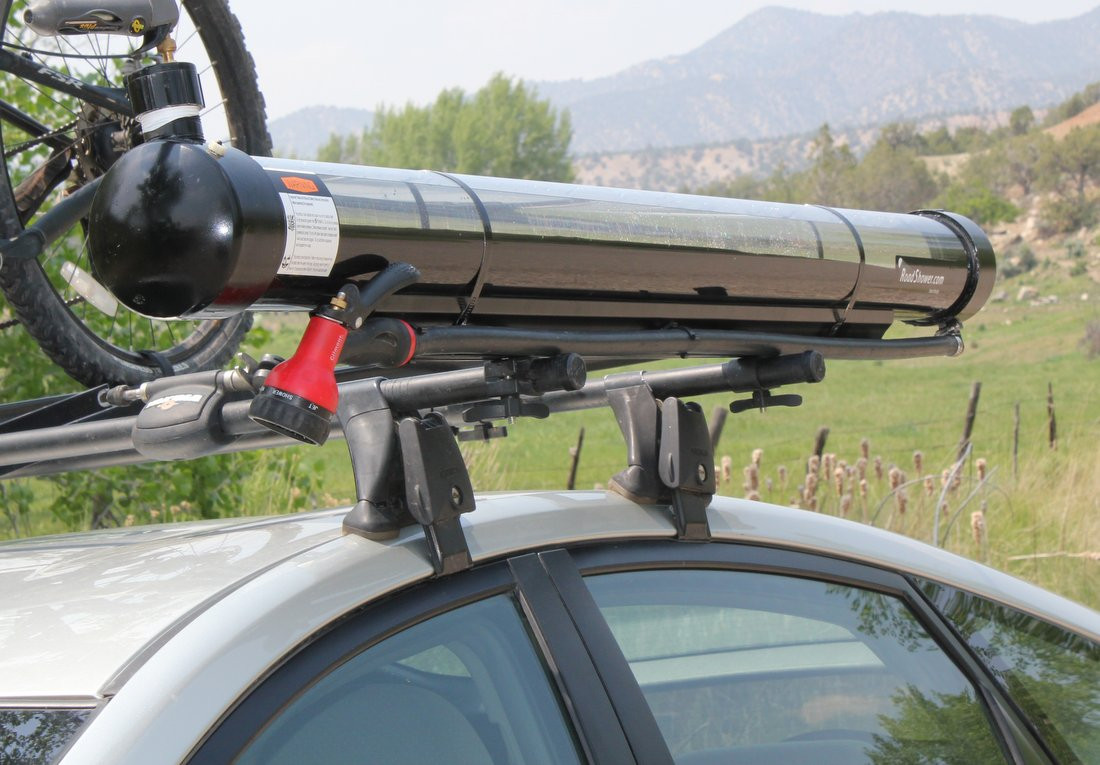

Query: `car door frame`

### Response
(187, 538, 1055, 765)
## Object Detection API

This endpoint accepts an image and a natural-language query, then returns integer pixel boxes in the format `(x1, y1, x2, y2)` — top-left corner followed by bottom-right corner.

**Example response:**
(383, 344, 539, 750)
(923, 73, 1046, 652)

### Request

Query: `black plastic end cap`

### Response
(249, 387, 332, 445)
(801, 350, 826, 384)
(126, 61, 203, 114)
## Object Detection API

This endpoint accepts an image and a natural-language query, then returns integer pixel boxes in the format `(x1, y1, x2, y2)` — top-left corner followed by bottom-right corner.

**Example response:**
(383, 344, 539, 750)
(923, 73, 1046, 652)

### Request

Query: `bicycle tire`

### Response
(0, 0, 271, 387)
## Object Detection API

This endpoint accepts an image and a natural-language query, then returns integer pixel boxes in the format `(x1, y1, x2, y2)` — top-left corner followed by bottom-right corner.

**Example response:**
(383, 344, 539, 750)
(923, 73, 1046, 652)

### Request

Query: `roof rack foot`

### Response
(398, 413, 475, 575)
(339, 379, 411, 541)
(658, 397, 714, 540)
(607, 385, 663, 504)
(342, 500, 401, 541)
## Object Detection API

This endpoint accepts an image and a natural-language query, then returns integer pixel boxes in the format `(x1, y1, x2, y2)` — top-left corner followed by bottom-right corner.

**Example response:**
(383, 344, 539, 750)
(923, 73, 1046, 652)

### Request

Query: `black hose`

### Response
(0, 175, 101, 266)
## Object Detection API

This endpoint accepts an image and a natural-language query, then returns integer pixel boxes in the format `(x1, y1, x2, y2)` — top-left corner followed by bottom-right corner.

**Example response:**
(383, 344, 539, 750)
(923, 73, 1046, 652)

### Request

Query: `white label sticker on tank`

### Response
(277, 192, 340, 276)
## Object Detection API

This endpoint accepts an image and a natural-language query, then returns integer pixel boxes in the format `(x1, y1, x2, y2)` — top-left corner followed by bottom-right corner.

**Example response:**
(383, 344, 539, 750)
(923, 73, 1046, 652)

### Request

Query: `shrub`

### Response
(934, 183, 1019, 225)
(1001, 244, 1038, 279)
(1040, 196, 1098, 235)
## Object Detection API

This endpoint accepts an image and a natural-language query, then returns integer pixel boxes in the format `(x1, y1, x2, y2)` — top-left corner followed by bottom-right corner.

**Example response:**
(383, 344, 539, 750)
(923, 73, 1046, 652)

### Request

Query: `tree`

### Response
(1041, 124, 1100, 203)
(319, 74, 574, 182)
(1009, 105, 1035, 136)
(922, 126, 958, 156)
(879, 122, 926, 153)
(1038, 124, 1100, 232)
(962, 132, 1052, 197)
(1042, 81, 1100, 127)
(802, 124, 857, 205)
(996, 132, 1052, 196)
(849, 138, 939, 212)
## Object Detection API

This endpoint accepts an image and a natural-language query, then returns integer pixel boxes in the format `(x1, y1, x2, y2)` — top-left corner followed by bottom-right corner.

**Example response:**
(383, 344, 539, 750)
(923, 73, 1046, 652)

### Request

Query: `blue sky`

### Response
(225, 1, 1100, 119)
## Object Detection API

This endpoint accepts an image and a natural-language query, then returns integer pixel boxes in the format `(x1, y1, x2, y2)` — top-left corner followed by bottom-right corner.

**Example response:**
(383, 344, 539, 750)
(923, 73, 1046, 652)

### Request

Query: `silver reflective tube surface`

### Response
(88, 143, 995, 338)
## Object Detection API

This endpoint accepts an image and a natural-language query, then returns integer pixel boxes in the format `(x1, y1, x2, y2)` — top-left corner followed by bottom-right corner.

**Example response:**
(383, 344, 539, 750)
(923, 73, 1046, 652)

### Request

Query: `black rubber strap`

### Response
(138, 349, 175, 378)
(432, 171, 493, 325)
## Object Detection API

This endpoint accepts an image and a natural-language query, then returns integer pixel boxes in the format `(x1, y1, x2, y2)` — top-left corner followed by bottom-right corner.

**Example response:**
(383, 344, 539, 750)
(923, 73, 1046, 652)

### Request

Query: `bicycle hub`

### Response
(23, 0, 179, 37)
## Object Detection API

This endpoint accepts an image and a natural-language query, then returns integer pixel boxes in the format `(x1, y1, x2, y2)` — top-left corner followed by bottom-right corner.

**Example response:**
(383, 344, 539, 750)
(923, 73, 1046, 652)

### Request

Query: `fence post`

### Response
(1013, 402, 1020, 479)
(1047, 383, 1057, 450)
(957, 381, 981, 463)
(708, 405, 727, 452)
(566, 427, 585, 490)
(809, 427, 829, 473)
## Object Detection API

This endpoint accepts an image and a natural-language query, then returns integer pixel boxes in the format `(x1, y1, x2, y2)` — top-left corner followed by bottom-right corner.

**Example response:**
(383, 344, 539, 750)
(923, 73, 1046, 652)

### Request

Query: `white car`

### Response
(1, 487, 1098, 764)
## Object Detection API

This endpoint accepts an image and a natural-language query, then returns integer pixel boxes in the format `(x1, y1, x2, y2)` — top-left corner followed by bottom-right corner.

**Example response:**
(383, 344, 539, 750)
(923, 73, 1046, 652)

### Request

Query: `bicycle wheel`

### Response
(0, 0, 271, 387)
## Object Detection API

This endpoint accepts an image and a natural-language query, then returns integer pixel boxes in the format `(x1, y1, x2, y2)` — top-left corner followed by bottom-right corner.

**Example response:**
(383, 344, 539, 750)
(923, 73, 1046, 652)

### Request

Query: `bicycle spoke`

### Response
(201, 98, 226, 118)
(104, 303, 119, 341)
(21, 79, 80, 121)
(57, 36, 79, 80)
(176, 27, 200, 52)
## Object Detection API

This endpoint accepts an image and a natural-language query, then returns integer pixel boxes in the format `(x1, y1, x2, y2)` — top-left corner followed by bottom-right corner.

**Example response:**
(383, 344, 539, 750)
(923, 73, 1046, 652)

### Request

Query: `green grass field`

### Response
(301, 264, 1100, 609)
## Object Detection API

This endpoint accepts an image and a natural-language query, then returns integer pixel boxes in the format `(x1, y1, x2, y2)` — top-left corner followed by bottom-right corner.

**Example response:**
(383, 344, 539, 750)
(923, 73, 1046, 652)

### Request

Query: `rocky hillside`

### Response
(572, 112, 1005, 191)
(538, 6, 1100, 154)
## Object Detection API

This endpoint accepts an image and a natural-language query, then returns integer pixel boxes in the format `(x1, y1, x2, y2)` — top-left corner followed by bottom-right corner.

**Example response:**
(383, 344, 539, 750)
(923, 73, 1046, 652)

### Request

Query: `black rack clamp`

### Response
(659, 398, 715, 540)
(338, 378, 475, 575)
(399, 413, 476, 575)
(341, 354, 587, 575)
(604, 351, 827, 538)
(607, 385, 715, 540)
(127, 368, 257, 460)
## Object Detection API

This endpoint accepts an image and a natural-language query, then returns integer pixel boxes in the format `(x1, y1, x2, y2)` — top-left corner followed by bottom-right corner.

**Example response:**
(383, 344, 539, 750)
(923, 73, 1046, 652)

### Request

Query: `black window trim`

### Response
(509, 553, 646, 764)
(511, 551, 674, 765)
(562, 538, 1055, 765)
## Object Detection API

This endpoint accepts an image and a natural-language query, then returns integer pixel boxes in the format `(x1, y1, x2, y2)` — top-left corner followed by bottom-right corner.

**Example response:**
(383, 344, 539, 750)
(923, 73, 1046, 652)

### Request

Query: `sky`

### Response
(224, 1, 1100, 121)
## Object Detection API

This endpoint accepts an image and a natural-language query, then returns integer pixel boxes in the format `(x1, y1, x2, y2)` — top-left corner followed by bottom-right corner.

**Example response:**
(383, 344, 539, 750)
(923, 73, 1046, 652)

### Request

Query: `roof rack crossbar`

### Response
(0, 351, 826, 476)
(0, 347, 834, 571)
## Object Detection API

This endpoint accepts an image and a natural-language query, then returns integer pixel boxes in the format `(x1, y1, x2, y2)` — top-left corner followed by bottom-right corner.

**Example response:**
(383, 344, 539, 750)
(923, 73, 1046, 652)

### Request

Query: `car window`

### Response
(585, 569, 1009, 765)
(233, 594, 581, 765)
(0, 708, 91, 765)
(919, 579, 1100, 763)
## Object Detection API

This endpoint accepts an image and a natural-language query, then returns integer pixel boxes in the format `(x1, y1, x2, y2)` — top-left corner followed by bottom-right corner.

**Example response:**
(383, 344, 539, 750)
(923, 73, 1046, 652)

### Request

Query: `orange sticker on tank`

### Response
(281, 176, 319, 193)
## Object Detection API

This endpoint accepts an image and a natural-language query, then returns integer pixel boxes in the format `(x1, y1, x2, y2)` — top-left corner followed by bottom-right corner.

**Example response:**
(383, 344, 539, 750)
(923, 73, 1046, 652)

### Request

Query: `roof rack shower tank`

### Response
(87, 140, 995, 338)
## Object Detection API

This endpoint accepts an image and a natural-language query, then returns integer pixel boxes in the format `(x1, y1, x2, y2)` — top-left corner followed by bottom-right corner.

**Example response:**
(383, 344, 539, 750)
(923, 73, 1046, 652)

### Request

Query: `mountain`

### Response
(536, 6, 1100, 153)
(268, 106, 373, 158)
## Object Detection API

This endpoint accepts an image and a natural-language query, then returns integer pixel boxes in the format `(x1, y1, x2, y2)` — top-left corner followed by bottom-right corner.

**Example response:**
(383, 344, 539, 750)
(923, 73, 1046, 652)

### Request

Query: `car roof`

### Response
(2, 491, 1098, 704)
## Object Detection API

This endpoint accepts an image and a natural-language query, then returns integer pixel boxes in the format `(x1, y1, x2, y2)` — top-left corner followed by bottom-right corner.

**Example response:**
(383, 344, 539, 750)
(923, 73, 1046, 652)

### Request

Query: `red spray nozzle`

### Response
(249, 315, 348, 445)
